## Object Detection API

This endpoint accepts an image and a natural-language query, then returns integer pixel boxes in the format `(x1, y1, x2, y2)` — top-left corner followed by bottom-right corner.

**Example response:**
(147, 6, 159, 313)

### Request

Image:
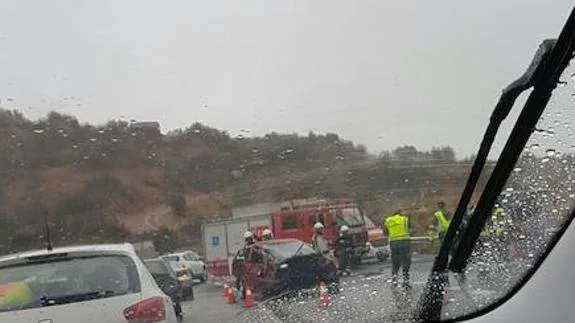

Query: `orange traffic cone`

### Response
(319, 281, 331, 307)
(226, 288, 236, 304)
(224, 284, 236, 304)
(244, 287, 255, 308)
(223, 284, 230, 298)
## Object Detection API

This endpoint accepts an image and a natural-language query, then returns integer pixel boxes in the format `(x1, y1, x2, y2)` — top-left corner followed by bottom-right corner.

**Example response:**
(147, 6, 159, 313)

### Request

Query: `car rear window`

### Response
(0, 255, 140, 313)
(144, 260, 169, 275)
(162, 256, 179, 262)
(183, 253, 197, 261)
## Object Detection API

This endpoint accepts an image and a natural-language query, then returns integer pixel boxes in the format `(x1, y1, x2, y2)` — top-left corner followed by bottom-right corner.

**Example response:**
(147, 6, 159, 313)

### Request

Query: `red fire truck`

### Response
(263, 199, 370, 263)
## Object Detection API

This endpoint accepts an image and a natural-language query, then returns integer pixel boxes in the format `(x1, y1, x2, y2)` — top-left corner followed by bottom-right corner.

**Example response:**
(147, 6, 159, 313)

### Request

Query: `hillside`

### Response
(0, 109, 485, 253)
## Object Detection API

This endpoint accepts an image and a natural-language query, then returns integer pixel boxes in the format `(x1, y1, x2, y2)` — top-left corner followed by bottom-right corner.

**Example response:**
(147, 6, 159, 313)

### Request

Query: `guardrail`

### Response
(410, 236, 431, 242)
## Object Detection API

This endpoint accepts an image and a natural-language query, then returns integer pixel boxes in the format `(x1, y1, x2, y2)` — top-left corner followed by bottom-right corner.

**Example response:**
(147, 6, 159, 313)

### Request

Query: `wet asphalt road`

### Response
(181, 255, 437, 323)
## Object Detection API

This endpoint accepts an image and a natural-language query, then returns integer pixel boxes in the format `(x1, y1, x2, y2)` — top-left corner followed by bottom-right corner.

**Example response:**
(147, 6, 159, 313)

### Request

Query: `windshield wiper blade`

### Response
(40, 290, 115, 306)
(416, 6, 575, 321)
(436, 38, 555, 272)
(429, 39, 555, 268)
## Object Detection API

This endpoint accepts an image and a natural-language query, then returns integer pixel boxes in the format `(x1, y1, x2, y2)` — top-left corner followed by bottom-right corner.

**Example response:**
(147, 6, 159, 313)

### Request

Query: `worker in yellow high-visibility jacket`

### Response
(433, 201, 452, 244)
(383, 211, 412, 288)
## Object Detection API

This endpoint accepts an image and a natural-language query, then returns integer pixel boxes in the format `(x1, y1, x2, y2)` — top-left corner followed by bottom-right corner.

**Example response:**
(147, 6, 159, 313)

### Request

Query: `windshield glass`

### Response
(332, 208, 365, 227)
(263, 241, 316, 260)
(0, 255, 139, 313)
(1, 1, 574, 322)
(144, 260, 169, 275)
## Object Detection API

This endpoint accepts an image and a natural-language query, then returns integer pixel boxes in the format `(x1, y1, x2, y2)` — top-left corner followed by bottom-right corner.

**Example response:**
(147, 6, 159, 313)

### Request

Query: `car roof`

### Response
(163, 250, 197, 257)
(0, 243, 137, 264)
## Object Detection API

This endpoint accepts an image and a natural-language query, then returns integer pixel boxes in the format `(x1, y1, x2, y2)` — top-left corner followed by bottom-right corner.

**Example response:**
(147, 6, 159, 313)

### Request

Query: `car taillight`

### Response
(123, 296, 166, 323)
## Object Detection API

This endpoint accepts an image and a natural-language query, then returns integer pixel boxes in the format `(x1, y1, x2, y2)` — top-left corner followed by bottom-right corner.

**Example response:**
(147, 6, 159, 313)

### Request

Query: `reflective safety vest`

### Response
(435, 210, 451, 232)
(384, 214, 410, 241)
(481, 207, 505, 238)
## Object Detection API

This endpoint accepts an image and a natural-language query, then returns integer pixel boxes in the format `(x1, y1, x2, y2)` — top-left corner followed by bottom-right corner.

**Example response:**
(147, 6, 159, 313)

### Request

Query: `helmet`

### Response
(340, 225, 349, 233)
(244, 231, 254, 239)
(262, 228, 272, 236)
(314, 222, 324, 230)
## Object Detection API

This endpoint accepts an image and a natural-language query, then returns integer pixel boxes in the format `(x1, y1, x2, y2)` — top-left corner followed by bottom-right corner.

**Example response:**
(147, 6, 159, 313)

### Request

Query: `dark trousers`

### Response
(337, 248, 351, 271)
(438, 231, 446, 245)
(390, 239, 412, 282)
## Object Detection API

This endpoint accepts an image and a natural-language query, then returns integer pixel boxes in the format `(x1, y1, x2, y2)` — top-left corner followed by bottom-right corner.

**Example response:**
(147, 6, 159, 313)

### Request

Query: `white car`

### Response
(364, 241, 391, 262)
(0, 243, 179, 323)
(161, 251, 208, 282)
(362, 228, 390, 262)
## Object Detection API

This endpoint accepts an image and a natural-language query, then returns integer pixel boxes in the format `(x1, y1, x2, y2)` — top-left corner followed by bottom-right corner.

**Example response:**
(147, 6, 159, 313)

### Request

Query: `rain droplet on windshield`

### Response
(33, 129, 45, 134)
(545, 149, 557, 157)
(530, 143, 540, 150)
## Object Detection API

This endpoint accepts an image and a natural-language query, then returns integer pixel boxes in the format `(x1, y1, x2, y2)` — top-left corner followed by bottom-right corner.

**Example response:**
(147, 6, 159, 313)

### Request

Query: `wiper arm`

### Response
(41, 290, 115, 306)
(417, 5, 575, 320)
(439, 38, 555, 273)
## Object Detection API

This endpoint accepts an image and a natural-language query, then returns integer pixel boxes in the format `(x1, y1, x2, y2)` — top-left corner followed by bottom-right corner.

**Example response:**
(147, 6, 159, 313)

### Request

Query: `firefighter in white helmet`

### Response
(311, 222, 330, 256)
(336, 225, 353, 276)
(244, 231, 255, 246)
(236, 231, 256, 297)
(261, 228, 273, 241)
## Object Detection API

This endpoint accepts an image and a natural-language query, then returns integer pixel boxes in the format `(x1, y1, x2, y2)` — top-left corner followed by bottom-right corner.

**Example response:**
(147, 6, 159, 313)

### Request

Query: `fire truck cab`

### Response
(269, 199, 370, 263)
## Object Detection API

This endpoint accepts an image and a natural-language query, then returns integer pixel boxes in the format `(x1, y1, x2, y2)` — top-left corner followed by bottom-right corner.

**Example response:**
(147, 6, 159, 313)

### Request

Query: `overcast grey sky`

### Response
(0, 0, 573, 157)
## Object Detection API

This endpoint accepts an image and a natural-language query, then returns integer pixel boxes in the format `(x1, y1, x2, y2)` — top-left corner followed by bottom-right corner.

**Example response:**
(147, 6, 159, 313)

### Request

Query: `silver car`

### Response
(0, 243, 179, 323)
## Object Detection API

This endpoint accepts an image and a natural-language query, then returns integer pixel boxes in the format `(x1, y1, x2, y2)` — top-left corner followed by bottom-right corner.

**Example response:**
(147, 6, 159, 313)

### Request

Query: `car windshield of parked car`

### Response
(0, 255, 139, 313)
(264, 241, 316, 260)
(1, 1, 574, 322)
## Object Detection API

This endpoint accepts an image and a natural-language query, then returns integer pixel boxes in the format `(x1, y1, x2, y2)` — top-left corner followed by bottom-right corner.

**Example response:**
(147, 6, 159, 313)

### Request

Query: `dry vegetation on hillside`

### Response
(0, 109, 488, 253)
